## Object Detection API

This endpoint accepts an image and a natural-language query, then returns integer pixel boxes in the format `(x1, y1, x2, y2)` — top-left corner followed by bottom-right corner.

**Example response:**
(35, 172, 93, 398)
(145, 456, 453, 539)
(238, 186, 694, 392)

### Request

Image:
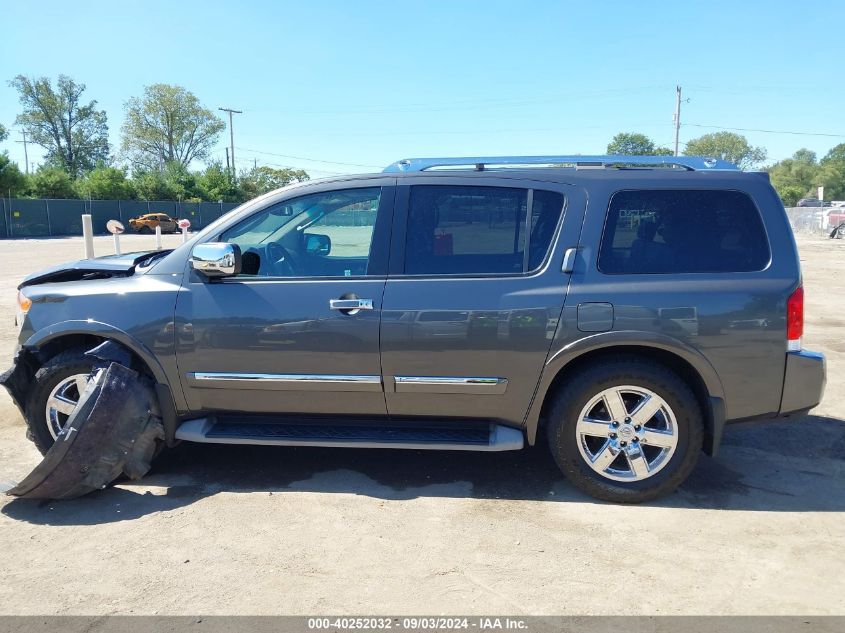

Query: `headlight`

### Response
(15, 290, 31, 329)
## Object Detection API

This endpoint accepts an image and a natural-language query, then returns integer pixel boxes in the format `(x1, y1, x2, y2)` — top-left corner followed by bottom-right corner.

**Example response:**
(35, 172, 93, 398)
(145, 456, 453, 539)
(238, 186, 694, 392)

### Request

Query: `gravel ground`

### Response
(0, 231, 842, 616)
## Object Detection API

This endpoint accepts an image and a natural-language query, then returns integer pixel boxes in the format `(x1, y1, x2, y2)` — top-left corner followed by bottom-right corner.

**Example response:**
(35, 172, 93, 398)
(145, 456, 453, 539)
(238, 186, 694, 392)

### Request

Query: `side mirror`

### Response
(190, 242, 241, 277)
(304, 233, 331, 256)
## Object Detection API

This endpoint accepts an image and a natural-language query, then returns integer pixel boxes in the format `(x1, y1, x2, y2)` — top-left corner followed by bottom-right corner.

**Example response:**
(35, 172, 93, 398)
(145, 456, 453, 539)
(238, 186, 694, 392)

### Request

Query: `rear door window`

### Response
(598, 189, 770, 274)
(403, 185, 564, 275)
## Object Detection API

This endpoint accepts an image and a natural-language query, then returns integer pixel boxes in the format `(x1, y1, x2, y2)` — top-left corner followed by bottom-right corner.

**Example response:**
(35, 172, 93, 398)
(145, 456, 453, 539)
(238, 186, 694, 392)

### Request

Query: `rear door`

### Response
(380, 176, 585, 427)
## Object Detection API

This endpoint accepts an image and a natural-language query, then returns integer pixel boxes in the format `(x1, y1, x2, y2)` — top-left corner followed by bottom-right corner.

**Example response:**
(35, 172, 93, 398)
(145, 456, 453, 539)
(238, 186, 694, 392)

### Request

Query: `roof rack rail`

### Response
(383, 155, 739, 173)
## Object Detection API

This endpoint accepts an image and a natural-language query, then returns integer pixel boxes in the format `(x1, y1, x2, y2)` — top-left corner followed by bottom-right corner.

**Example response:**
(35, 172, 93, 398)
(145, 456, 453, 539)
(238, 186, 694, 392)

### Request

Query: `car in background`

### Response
(797, 198, 832, 207)
(129, 213, 179, 234)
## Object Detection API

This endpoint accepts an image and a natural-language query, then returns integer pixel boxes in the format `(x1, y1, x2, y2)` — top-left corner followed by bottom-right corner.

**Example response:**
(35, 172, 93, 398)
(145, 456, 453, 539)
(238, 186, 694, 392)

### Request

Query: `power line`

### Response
(231, 155, 345, 176)
(235, 146, 380, 169)
(685, 123, 845, 139)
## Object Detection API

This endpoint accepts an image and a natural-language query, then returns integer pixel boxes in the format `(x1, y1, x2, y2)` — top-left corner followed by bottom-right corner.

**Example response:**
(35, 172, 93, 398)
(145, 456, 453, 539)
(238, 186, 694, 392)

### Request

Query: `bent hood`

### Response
(19, 250, 173, 289)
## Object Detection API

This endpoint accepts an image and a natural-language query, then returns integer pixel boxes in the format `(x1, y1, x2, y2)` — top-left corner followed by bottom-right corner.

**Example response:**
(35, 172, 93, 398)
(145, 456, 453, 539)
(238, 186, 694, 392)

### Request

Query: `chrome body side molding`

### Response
(188, 372, 382, 392)
(393, 376, 508, 394)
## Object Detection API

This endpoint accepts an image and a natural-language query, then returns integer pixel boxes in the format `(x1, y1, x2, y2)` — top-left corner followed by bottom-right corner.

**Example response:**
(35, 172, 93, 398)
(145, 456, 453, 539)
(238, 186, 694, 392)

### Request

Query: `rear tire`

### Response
(546, 357, 703, 503)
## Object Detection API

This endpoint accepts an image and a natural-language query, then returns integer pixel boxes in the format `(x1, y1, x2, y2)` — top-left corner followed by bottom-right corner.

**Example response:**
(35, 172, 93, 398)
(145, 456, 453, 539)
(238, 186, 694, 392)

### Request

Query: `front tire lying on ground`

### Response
(546, 357, 703, 503)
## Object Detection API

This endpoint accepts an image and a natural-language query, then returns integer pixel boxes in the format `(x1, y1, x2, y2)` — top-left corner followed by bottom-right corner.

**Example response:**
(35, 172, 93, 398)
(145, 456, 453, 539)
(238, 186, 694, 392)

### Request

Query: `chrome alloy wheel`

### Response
(575, 385, 679, 482)
(45, 373, 91, 440)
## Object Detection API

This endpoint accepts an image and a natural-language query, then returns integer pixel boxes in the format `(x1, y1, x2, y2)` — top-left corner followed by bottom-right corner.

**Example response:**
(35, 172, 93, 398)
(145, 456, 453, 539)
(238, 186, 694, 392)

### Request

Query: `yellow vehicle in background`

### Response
(128, 213, 178, 234)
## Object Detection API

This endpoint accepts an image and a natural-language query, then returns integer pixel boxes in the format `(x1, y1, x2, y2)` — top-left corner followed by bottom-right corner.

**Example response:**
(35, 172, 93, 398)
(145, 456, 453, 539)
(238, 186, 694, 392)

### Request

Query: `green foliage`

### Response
(683, 132, 766, 169)
(132, 161, 202, 201)
(9, 74, 109, 176)
(74, 165, 135, 200)
(607, 132, 672, 156)
(768, 145, 845, 204)
(768, 148, 821, 204)
(196, 161, 240, 202)
(0, 123, 7, 143)
(238, 166, 310, 199)
(121, 84, 225, 171)
(818, 144, 845, 200)
(29, 166, 77, 199)
(0, 152, 28, 196)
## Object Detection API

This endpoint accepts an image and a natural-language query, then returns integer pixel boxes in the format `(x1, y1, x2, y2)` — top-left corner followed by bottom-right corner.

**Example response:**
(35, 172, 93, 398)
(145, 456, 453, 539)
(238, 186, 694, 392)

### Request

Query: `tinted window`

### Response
(598, 190, 770, 274)
(404, 185, 564, 275)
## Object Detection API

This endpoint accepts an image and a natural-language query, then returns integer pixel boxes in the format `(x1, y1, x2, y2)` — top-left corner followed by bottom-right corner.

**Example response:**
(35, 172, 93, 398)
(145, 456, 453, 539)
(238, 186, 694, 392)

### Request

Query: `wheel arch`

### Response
(526, 332, 727, 455)
(22, 320, 168, 384)
(15, 321, 180, 446)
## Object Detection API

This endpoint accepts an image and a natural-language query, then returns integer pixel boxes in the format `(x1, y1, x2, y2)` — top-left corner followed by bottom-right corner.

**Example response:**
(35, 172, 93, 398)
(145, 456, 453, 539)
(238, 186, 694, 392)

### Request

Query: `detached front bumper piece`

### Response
(7, 362, 163, 500)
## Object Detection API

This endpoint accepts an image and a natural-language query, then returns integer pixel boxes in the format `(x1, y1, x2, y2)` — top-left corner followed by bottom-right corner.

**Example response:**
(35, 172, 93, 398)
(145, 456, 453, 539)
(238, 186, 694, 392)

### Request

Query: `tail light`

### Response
(787, 285, 804, 351)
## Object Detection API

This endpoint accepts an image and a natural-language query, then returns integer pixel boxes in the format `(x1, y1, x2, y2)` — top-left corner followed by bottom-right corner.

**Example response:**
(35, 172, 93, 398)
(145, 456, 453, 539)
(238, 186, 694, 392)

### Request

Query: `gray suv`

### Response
(2, 155, 826, 503)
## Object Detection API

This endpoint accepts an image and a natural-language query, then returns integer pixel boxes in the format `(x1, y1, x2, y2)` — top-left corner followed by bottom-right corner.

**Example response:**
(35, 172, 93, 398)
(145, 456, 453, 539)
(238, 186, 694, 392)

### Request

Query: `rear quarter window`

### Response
(598, 189, 771, 274)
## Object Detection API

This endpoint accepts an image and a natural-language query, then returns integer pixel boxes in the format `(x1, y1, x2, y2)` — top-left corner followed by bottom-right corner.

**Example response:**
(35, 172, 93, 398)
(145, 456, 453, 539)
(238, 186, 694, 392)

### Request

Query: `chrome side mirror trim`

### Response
(190, 243, 242, 278)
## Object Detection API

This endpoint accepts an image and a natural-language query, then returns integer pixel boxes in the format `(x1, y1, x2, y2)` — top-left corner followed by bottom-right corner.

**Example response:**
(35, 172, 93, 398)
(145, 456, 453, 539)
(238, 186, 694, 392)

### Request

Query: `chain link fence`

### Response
(786, 206, 845, 237)
(0, 198, 240, 238)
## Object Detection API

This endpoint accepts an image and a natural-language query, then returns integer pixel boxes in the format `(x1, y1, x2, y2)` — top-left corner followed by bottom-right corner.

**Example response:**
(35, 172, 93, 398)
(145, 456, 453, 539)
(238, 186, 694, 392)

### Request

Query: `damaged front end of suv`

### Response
(1, 249, 181, 499)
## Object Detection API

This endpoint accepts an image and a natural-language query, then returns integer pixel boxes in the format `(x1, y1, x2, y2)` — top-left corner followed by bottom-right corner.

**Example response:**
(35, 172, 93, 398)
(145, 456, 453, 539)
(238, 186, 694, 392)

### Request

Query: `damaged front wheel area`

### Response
(24, 348, 98, 454)
(8, 361, 164, 500)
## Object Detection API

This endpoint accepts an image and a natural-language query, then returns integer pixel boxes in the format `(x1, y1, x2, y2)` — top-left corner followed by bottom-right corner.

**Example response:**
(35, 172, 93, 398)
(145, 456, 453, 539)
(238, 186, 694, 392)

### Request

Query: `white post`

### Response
(155, 224, 162, 250)
(113, 232, 121, 256)
(81, 214, 94, 259)
(182, 226, 188, 243)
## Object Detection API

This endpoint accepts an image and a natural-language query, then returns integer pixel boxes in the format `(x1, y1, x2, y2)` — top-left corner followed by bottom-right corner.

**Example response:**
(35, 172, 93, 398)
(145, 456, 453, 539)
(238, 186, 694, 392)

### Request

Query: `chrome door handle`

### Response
(561, 247, 578, 273)
(329, 298, 373, 311)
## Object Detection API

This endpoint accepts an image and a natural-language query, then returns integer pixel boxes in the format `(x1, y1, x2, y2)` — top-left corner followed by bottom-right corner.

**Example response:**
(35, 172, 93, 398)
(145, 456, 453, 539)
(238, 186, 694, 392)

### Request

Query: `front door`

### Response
(380, 177, 585, 428)
(175, 181, 394, 417)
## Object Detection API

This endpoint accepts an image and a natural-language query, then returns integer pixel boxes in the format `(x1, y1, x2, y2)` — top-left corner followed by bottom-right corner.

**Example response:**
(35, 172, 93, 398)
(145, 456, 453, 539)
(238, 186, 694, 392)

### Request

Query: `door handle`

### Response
(330, 298, 374, 312)
(561, 247, 578, 273)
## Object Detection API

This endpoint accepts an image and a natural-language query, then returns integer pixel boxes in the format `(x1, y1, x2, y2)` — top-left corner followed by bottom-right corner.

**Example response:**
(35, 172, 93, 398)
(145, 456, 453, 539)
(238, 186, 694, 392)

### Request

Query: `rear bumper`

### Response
(780, 349, 826, 415)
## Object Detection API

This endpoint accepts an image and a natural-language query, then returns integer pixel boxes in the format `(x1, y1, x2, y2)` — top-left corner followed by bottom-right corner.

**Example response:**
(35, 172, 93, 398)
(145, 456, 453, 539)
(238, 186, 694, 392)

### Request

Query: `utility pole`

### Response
(673, 85, 682, 157)
(219, 107, 242, 180)
(15, 130, 29, 174)
(225, 147, 230, 175)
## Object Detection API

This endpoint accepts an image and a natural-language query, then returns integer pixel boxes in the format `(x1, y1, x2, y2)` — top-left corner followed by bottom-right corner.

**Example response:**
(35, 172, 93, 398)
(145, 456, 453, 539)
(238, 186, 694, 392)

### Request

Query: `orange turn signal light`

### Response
(17, 291, 32, 313)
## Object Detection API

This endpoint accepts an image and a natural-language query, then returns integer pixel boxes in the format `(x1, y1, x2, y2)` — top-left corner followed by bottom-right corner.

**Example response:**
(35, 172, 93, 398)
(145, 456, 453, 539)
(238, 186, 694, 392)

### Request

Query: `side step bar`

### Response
(175, 418, 524, 452)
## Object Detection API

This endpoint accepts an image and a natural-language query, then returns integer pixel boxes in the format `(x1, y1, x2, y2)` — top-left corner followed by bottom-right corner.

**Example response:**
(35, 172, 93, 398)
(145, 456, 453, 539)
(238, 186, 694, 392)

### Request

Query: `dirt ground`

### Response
(0, 231, 842, 616)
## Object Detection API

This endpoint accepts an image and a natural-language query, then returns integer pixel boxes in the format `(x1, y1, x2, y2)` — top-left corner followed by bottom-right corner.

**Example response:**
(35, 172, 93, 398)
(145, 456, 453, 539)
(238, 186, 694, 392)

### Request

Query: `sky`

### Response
(1, 0, 844, 177)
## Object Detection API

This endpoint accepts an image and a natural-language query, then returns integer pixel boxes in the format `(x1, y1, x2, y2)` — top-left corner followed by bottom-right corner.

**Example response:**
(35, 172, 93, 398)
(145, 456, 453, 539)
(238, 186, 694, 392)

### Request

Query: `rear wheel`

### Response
(546, 358, 703, 503)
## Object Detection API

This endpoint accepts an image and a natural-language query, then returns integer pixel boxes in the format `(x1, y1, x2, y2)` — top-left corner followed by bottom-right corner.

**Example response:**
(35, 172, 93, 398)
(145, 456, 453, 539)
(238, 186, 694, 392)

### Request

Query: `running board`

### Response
(175, 418, 524, 451)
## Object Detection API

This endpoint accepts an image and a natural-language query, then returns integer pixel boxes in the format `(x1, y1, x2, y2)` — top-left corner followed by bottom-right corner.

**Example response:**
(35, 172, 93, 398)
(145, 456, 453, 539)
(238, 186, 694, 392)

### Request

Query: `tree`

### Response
(196, 161, 240, 202)
(768, 149, 820, 204)
(0, 123, 7, 143)
(29, 166, 77, 198)
(0, 153, 27, 196)
(133, 161, 200, 201)
(121, 84, 225, 170)
(9, 75, 109, 176)
(238, 166, 309, 200)
(74, 165, 135, 199)
(683, 132, 766, 170)
(607, 132, 672, 156)
(818, 143, 845, 201)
